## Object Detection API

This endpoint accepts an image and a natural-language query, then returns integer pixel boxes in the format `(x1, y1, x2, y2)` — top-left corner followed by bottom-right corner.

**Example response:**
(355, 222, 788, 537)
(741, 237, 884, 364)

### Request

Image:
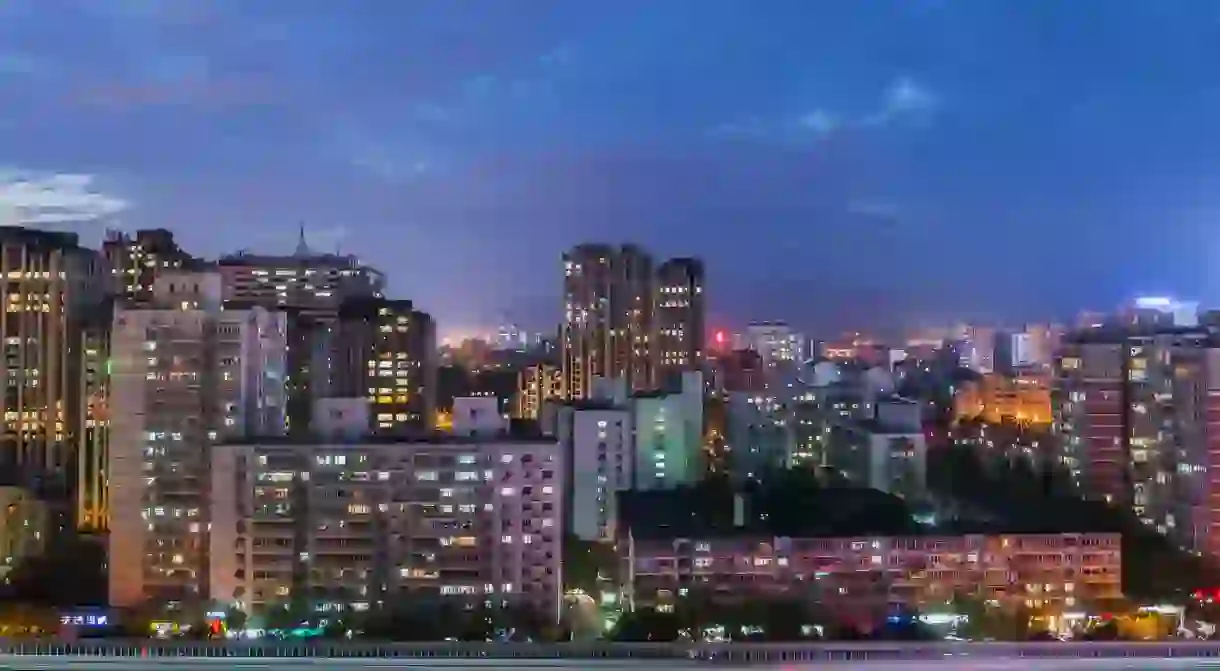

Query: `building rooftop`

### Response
(219, 422, 553, 446)
(0, 226, 81, 250)
(557, 399, 626, 411)
(1063, 325, 1220, 346)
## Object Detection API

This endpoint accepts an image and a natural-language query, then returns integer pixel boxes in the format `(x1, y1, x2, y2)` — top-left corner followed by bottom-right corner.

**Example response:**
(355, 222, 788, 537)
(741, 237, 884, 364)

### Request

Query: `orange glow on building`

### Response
(954, 372, 1053, 426)
(435, 410, 453, 432)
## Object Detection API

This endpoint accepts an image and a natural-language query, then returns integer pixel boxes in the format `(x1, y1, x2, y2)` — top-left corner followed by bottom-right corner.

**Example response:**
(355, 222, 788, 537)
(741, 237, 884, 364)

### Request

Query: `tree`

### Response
(610, 607, 680, 642)
(224, 606, 248, 632)
(927, 443, 1220, 603)
(1, 533, 106, 607)
(563, 535, 617, 598)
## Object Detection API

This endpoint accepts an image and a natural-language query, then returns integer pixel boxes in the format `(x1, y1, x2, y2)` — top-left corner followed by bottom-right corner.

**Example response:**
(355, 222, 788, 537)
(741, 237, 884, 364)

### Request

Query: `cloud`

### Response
(73, 76, 276, 111)
(864, 76, 940, 126)
(712, 76, 940, 145)
(332, 127, 435, 185)
(411, 103, 453, 123)
(0, 170, 129, 225)
(540, 44, 576, 68)
(710, 117, 769, 139)
(798, 109, 839, 135)
(847, 200, 900, 219)
(0, 53, 39, 76)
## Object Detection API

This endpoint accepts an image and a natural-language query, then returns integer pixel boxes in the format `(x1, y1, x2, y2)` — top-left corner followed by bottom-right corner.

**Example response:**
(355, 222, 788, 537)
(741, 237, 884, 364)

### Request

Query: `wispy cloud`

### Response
(0, 170, 128, 225)
(330, 124, 436, 185)
(798, 109, 839, 135)
(73, 75, 276, 111)
(338, 45, 575, 182)
(540, 43, 576, 68)
(713, 76, 941, 145)
(863, 76, 940, 127)
(0, 53, 40, 76)
(847, 200, 900, 219)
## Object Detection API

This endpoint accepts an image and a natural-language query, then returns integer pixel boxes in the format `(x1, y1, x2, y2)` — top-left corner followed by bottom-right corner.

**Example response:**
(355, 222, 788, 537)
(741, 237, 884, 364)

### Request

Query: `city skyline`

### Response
(4, 1, 1220, 337)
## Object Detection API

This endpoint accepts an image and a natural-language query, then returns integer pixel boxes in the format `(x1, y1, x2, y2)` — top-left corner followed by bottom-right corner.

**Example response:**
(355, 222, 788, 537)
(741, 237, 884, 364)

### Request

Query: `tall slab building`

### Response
(0, 227, 109, 532)
(216, 228, 384, 432)
(561, 244, 705, 399)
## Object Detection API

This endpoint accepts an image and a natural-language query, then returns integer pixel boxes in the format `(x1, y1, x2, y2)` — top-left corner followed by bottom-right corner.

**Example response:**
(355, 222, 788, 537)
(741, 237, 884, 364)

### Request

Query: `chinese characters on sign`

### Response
(60, 614, 108, 626)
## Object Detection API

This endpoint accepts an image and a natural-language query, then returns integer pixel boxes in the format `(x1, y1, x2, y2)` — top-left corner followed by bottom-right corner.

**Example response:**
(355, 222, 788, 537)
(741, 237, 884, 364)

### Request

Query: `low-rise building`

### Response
(622, 531, 1122, 624)
(211, 430, 564, 621)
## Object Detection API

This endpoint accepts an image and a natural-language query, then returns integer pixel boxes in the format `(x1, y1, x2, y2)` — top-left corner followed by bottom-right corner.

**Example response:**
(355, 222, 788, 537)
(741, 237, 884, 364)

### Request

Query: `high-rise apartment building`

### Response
(0, 227, 109, 531)
(515, 363, 561, 420)
(217, 231, 384, 432)
(217, 229, 385, 312)
(1056, 327, 1220, 558)
(562, 244, 654, 399)
(330, 297, 437, 435)
(654, 258, 705, 391)
(108, 269, 287, 607)
(561, 244, 706, 400)
(211, 432, 564, 621)
(102, 228, 199, 306)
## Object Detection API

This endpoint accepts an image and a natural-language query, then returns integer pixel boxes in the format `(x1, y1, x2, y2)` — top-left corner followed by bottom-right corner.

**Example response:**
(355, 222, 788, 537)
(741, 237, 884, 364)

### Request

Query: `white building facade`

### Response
(557, 404, 634, 542)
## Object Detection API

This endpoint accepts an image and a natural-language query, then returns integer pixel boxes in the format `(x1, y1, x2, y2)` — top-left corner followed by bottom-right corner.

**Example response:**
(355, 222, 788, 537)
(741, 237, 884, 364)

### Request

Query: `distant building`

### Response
(961, 325, 996, 373)
(102, 228, 201, 306)
(1123, 296, 1199, 328)
(953, 371, 1053, 426)
(725, 392, 789, 481)
(738, 322, 807, 371)
(707, 349, 766, 394)
(516, 363, 562, 420)
(827, 397, 928, 499)
(217, 228, 385, 432)
(653, 258, 705, 390)
(330, 297, 437, 435)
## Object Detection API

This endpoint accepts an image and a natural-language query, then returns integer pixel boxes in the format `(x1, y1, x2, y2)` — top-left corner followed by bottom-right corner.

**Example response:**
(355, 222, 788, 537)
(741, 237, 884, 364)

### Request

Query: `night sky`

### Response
(3, 0, 1220, 338)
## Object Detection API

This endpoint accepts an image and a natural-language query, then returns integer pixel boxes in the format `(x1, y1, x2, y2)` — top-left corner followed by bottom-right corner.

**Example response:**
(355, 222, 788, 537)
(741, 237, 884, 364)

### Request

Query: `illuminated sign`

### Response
(60, 614, 108, 627)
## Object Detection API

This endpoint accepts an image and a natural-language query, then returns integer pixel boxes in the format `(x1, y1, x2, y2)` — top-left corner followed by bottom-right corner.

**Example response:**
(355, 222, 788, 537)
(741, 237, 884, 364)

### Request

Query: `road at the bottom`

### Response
(4, 657, 1220, 670)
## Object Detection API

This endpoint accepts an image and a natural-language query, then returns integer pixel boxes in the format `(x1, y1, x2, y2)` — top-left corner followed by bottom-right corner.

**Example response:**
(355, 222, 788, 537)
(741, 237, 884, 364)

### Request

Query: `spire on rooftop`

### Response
(295, 222, 311, 257)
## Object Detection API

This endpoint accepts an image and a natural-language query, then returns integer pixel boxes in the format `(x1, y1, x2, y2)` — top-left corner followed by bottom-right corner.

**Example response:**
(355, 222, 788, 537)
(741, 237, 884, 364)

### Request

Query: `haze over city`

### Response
(4, 0, 1220, 338)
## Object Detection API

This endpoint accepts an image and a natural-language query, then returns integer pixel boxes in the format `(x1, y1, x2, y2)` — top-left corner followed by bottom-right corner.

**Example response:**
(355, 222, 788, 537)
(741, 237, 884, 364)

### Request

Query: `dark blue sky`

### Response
(3, 0, 1220, 337)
